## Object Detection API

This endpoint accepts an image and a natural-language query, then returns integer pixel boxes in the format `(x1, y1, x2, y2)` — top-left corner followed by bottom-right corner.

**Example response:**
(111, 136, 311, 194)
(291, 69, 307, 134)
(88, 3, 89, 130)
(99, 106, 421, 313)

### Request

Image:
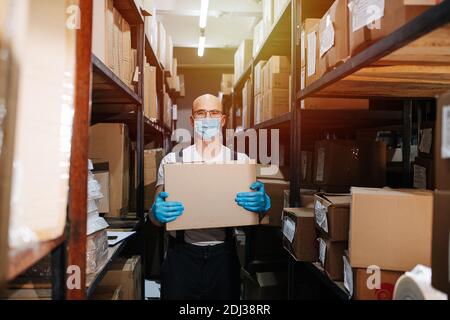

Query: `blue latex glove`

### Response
(236, 181, 271, 214)
(151, 192, 184, 224)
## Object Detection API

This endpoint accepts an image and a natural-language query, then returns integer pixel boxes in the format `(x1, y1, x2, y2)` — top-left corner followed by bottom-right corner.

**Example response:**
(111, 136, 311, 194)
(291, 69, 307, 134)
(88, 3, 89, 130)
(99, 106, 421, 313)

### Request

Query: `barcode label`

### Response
(442, 106, 450, 159)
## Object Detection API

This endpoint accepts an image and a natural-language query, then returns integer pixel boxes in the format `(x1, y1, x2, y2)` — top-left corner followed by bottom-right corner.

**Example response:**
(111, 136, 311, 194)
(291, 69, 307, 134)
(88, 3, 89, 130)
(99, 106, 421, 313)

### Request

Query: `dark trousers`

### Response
(161, 237, 241, 300)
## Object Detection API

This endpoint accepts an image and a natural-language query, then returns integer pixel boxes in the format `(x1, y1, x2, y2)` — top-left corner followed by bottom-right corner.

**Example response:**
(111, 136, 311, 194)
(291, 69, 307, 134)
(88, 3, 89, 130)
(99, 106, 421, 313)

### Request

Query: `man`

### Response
(151, 94, 271, 300)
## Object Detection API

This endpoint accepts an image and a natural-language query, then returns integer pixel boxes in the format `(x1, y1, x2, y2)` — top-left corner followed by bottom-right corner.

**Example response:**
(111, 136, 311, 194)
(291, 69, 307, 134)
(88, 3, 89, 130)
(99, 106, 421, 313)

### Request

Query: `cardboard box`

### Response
(165, 35, 174, 76)
(262, 0, 274, 28)
(266, 88, 290, 120)
(269, 73, 290, 90)
(234, 39, 253, 84)
(243, 271, 287, 300)
(165, 162, 259, 231)
(141, 149, 164, 210)
(349, 187, 433, 271)
(274, 0, 289, 21)
(268, 56, 291, 74)
(259, 179, 290, 227)
(431, 190, 450, 294)
(254, 61, 266, 96)
(253, 20, 265, 57)
(144, 64, 158, 120)
(349, 0, 434, 55)
(314, 140, 387, 189)
(319, 0, 350, 70)
(435, 92, 450, 190)
(315, 193, 351, 241)
(284, 190, 317, 209)
(242, 79, 252, 129)
(262, 62, 271, 94)
(257, 164, 290, 180)
(163, 92, 172, 129)
(305, 19, 326, 87)
(413, 156, 434, 190)
(91, 285, 123, 300)
(99, 256, 142, 300)
(86, 230, 109, 274)
(318, 238, 348, 281)
(254, 94, 263, 125)
(89, 124, 130, 217)
(158, 21, 166, 67)
(283, 208, 318, 261)
(343, 254, 404, 300)
(93, 171, 110, 214)
(221, 74, 234, 95)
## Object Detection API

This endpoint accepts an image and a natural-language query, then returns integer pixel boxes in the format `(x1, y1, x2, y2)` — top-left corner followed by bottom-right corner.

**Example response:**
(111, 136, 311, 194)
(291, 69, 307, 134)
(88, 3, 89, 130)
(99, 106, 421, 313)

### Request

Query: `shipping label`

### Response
(349, 0, 385, 33)
(282, 216, 296, 243)
(419, 128, 433, 154)
(316, 147, 325, 182)
(320, 14, 335, 57)
(315, 200, 329, 233)
(343, 255, 354, 297)
(442, 105, 450, 159)
(413, 165, 427, 190)
(307, 31, 317, 77)
(319, 238, 327, 266)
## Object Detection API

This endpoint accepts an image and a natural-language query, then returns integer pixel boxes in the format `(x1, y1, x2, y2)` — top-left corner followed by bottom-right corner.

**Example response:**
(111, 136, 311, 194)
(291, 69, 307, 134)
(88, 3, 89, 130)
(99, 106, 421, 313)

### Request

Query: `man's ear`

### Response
(221, 115, 227, 128)
(190, 115, 195, 128)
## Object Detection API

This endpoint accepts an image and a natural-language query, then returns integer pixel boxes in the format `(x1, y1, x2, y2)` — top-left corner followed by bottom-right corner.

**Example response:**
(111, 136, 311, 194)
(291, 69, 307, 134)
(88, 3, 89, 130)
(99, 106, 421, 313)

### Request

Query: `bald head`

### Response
(193, 94, 223, 114)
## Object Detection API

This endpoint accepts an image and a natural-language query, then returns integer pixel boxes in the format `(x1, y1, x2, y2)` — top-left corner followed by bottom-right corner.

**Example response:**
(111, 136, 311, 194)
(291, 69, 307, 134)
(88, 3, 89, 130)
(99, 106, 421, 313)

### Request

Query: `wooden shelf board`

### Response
(113, 0, 144, 25)
(253, 0, 292, 64)
(92, 54, 142, 105)
(144, 36, 163, 74)
(253, 112, 292, 130)
(298, 3, 450, 99)
(7, 236, 65, 282)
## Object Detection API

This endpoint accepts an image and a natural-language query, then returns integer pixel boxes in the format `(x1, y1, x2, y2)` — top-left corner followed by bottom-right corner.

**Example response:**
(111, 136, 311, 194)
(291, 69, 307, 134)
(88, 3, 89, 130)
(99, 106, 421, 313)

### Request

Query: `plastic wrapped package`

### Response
(86, 229, 109, 275)
(87, 159, 109, 235)
(3, 0, 77, 249)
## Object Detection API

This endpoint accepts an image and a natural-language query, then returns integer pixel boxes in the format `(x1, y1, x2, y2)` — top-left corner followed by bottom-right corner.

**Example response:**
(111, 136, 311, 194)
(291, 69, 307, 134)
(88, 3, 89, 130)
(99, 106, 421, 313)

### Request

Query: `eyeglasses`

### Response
(193, 109, 223, 119)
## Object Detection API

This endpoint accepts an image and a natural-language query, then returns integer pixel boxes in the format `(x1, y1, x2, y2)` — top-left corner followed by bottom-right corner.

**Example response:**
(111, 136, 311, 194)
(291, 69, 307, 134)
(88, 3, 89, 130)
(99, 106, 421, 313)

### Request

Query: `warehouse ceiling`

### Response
(154, 0, 262, 49)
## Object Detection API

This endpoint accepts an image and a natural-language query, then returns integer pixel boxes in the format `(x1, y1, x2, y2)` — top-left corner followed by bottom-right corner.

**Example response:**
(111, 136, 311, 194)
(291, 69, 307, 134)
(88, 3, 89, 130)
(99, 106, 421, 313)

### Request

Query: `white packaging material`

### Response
(442, 105, 450, 159)
(318, 238, 327, 266)
(307, 31, 317, 77)
(87, 159, 109, 236)
(320, 14, 335, 57)
(7, 0, 76, 248)
(348, 0, 385, 33)
(315, 200, 329, 233)
(87, 211, 109, 236)
(394, 265, 448, 300)
(282, 216, 296, 243)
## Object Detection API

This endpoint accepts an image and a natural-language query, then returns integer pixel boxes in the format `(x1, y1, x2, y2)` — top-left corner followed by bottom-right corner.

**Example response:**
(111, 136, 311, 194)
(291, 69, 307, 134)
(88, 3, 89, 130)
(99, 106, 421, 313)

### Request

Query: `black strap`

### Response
(175, 148, 238, 243)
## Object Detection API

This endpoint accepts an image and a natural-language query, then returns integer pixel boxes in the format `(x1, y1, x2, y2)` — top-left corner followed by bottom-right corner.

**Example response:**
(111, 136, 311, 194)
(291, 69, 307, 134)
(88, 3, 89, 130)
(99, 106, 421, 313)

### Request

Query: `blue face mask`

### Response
(194, 118, 221, 141)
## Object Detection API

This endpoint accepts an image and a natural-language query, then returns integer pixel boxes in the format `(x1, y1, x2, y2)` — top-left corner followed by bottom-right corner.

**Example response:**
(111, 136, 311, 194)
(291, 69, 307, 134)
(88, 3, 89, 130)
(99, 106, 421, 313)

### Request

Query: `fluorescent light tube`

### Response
(199, 0, 209, 28)
(198, 35, 206, 57)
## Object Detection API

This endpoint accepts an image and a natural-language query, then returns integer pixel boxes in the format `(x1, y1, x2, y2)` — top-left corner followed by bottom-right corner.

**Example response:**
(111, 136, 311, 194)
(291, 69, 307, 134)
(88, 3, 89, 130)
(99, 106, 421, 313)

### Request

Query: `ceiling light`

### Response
(199, 0, 209, 28)
(198, 35, 206, 57)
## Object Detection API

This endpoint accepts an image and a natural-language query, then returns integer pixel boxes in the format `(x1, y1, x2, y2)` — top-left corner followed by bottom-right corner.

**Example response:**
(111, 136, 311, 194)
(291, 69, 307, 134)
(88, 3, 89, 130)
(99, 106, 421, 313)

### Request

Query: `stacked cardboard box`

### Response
(348, 0, 438, 55)
(282, 208, 318, 262)
(144, 63, 158, 120)
(163, 92, 172, 129)
(315, 193, 350, 281)
(313, 140, 387, 192)
(262, 0, 274, 36)
(254, 61, 267, 125)
(274, 0, 290, 21)
(89, 124, 130, 217)
(158, 21, 167, 68)
(349, 187, 433, 272)
(144, 8, 158, 54)
(234, 39, 253, 85)
(260, 56, 291, 122)
(165, 35, 174, 76)
(253, 20, 265, 57)
(221, 74, 234, 95)
(92, 0, 135, 88)
(242, 79, 252, 129)
(99, 256, 142, 300)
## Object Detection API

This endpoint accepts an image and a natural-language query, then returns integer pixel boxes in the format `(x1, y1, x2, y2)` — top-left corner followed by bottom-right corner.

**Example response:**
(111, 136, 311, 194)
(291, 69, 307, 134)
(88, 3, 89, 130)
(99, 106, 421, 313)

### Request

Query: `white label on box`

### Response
(307, 31, 317, 77)
(413, 165, 427, 190)
(283, 216, 296, 243)
(343, 255, 354, 297)
(315, 200, 329, 233)
(320, 14, 335, 57)
(349, 0, 385, 33)
(236, 108, 241, 117)
(318, 238, 327, 266)
(419, 128, 433, 154)
(316, 147, 325, 182)
(172, 105, 178, 121)
(442, 106, 450, 159)
(301, 30, 306, 63)
(300, 68, 306, 91)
